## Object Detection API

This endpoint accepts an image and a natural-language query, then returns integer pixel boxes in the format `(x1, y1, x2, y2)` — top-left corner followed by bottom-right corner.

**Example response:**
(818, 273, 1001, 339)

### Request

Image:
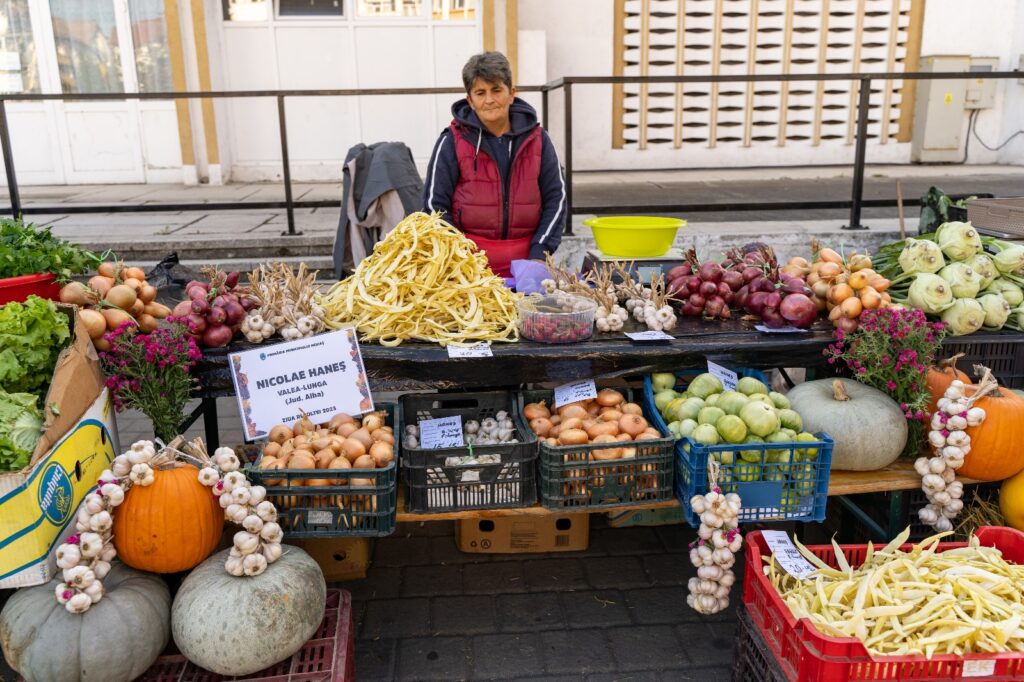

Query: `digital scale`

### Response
(580, 248, 688, 282)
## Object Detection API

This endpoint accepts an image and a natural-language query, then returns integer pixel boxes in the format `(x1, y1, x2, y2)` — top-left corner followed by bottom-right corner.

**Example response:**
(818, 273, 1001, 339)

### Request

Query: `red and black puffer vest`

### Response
(449, 121, 543, 241)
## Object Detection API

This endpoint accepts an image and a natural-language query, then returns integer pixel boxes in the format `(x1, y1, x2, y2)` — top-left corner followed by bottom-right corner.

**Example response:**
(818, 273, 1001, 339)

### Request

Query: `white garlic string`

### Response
(687, 456, 742, 615)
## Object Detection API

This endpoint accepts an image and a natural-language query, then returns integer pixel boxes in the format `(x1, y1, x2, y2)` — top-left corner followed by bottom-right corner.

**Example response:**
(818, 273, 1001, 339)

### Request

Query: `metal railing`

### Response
(1, 70, 1020, 234)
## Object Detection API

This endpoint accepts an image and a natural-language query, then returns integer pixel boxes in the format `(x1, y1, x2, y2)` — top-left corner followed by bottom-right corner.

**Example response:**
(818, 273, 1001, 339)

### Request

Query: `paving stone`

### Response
(344, 566, 402, 600)
(582, 556, 649, 589)
(430, 595, 496, 635)
(641, 554, 694, 586)
(539, 629, 615, 676)
(397, 635, 473, 681)
(431, 534, 479, 564)
(462, 560, 527, 594)
(657, 666, 733, 681)
(653, 524, 695, 552)
(625, 586, 702, 625)
(589, 527, 664, 556)
(606, 625, 689, 671)
(374, 536, 432, 566)
(692, 621, 743, 667)
(524, 558, 587, 591)
(354, 637, 397, 681)
(360, 597, 431, 639)
(470, 632, 545, 679)
(402, 564, 464, 597)
(586, 672, 660, 682)
(496, 592, 566, 632)
(506, 677, 583, 682)
(559, 590, 632, 629)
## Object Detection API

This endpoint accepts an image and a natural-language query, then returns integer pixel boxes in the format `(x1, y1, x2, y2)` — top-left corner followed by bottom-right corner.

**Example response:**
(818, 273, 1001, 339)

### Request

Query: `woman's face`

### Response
(467, 77, 516, 130)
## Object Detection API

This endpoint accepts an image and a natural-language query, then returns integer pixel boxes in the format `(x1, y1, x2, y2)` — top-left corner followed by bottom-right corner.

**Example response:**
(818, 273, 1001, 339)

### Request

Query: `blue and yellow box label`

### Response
(0, 390, 118, 588)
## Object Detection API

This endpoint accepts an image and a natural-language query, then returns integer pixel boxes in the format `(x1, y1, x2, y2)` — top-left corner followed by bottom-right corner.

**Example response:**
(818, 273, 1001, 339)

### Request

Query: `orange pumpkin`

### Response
(926, 353, 971, 416)
(113, 464, 224, 573)
(958, 388, 1024, 482)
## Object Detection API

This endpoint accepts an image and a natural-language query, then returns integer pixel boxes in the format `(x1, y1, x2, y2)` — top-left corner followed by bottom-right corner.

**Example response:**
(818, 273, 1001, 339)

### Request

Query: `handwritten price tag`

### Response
(447, 343, 493, 358)
(625, 330, 674, 342)
(707, 360, 738, 391)
(963, 660, 997, 677)
(418, 415, 464, 449)
(761, 530, 817, 580)
(554, 379, 598, 408)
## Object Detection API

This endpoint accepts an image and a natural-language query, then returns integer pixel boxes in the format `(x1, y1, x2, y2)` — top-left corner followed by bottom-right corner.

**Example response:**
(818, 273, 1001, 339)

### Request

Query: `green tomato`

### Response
(737, 376, 770, 396)
(674, 397, 705, 422)
(654, 389, 679, 412)
(763, 470, 787, 483)
(740, 401, 781, 438)
(778, 429, 798, 441)
(698, 406, 726, 426)
(717, 391, 750, 416)
(705, 393, 721, 407)
(789, 463, 817, 495)
(739, 435, 764, 463)
(691, 423, 721, 446)
(716, 414, 748, 444)
(795, 432, 819, 460)
(712, 450, 736, 465)
(667, 420, 683, 438)
(678, 419, 699, 438)
(734, 461, 760, 482)
(778, 408, 803, 432)
(747, 393, 774, 405)
(769, 391, 791, 410)
(780, 488, 802, 508)
(687, 373, 723, 399)
(651, 372, 677, 393)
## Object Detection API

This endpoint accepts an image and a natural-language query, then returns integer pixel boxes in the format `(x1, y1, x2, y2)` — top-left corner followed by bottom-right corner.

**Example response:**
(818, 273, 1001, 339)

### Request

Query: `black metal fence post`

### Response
(563, 81, 573, 235)
(277, 95, 300, 236)
(541, 87, 549, 129)
(0, 99, 22, 219)
(843, 76, 871, 230)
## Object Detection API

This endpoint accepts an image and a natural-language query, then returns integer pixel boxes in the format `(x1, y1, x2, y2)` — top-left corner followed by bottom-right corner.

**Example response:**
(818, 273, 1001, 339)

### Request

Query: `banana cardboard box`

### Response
(0, 306, 119, 589)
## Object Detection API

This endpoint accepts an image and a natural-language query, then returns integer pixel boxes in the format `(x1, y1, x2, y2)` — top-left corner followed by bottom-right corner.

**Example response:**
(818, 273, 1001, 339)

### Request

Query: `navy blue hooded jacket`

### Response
(422, 97, 566, 259)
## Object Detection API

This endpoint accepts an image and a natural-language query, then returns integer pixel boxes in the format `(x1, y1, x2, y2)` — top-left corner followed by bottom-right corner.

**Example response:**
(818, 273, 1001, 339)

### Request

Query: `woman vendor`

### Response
(423, 51, 567, 278)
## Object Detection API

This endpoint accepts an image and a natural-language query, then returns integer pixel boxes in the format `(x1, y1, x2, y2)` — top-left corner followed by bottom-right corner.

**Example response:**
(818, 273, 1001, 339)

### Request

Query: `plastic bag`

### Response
(510, 259, 551, 294)
(145, 253, 204, 305)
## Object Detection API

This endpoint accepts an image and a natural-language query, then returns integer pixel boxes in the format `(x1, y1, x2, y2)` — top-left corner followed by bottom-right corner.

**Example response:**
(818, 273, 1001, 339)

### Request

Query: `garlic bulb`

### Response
(687, 485, 742, 615)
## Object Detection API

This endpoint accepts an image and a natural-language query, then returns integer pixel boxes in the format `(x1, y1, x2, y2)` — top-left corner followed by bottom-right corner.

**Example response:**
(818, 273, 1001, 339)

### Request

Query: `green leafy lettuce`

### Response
(0, 296, 71, 396)
(0, 388, 43, 471)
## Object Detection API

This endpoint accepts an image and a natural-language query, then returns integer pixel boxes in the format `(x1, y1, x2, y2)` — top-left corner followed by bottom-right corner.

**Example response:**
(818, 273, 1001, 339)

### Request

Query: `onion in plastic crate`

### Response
(517, 293, 597, 344)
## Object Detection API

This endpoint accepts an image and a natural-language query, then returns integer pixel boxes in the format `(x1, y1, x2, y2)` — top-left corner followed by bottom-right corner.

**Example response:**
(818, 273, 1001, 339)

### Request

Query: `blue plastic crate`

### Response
(640, 369, 833, 527)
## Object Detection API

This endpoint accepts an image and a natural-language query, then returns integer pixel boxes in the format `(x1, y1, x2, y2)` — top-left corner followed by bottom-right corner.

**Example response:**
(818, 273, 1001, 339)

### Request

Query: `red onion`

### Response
(700, 281, 719, 298)
(668, 264, 692, 279)
(207, 306, 227, 325)
(779, 293, 817, 328)
(698, 262, 724, 283)
(202, 323, 234, 348)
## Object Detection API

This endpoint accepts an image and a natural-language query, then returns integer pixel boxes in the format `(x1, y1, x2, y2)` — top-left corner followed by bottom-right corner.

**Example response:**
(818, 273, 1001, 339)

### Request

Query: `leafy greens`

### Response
(0, 388, 43, 471)
(0, 296, 71, 397)
(0, 218, 101, 283)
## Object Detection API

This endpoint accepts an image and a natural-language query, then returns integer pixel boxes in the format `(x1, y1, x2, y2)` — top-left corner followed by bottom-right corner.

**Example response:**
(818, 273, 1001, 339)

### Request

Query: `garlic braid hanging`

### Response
(916, 365, 999, 532)
(687, 457, 742, 615)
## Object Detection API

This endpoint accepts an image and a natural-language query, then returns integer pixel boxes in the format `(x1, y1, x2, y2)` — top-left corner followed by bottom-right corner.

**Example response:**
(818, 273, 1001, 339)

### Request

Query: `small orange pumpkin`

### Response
(959, 387, 1024, 482)
(113, 464, 224, 573)
(926, 353, 971, 416)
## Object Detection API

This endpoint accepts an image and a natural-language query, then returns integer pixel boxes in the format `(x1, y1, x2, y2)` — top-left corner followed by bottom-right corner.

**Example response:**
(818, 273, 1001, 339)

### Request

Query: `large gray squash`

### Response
(172, 546, 325, 676)
(0, 564, 170, 682)
(787, 378, 907, 471)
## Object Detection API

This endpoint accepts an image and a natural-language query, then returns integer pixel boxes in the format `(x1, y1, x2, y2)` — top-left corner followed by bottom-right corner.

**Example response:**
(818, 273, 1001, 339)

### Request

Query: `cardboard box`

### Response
(456, 514, 589, 554)
(0, 306, 118, 588)
(606, 506, 687, 528)
(288, 538, 371, 582)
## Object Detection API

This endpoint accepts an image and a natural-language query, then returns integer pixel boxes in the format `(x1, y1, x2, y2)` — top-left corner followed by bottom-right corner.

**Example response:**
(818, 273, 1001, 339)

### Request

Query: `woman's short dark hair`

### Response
(462, 52, 513, 93)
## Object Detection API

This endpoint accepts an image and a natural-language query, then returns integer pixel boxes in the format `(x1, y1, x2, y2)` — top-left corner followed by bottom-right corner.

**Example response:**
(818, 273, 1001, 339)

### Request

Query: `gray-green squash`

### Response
(0, 563, 170, 682)
(786, 378, 907, 471)
(172, 546, 325, 676)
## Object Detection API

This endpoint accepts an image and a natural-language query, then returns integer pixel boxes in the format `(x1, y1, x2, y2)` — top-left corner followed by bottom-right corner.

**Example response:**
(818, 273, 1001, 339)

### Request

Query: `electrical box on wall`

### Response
(966, 57, 1000, 109)
(911, 55, 971, 163)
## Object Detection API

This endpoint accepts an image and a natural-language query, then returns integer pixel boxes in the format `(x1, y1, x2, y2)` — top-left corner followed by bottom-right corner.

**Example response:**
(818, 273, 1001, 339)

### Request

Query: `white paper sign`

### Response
(554, 379, 598, 408)
(963, 660, 997, 677)
(754, 324, 810, 334)
(626, 330, 674, 342)
(707, 360, 738, 391)
(447, 342, 493, 358)
(761, 530, 817, 580)
(419, 415, 464, 449)
(229, 328, 374, 441)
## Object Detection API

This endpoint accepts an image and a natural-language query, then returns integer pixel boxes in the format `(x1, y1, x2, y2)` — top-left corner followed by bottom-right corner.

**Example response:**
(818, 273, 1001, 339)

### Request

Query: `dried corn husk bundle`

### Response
(242, 263, 325, 342)
(766, 527, 1024, 658)
(318, 212, 520, 346)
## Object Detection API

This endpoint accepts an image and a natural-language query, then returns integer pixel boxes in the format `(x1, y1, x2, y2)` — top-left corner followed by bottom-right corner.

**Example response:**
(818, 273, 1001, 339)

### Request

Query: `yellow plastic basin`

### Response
(583, 216, 687, 258)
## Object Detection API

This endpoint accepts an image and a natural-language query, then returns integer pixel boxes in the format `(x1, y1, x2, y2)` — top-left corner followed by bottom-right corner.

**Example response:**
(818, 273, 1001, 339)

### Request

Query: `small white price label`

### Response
(306, 510, 333, 525)
(761, 531, 817, 580)
(963, 660, 997, 677)
(419, 415, 464, 449)
(754, 324, 810, 334)
(707, 360, 738, 391)
(625, 330, 674, 342)
(553, 379, 598, 408)
(447, 342, 493, 358)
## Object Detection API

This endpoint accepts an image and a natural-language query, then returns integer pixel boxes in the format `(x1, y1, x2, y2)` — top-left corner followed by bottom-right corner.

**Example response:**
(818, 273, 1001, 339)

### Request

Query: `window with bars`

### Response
(613, 0, 925, 150)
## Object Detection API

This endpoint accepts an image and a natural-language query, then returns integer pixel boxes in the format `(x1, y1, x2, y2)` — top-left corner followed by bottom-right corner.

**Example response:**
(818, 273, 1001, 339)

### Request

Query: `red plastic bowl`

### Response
(0, 273, 61, 305)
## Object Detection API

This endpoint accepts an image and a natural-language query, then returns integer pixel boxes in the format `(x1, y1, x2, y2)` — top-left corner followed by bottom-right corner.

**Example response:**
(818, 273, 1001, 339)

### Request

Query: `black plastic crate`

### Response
(400, 391, 538, 513)
(243, 404, 398, 538)
(734, 604, 788, 682)
(521, 388, 676, 510)
(941, 339, 1024, 389)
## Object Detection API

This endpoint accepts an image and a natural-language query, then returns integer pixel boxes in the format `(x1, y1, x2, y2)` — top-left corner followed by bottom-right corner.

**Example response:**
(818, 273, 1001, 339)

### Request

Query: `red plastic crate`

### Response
(0, 273, 60, 305)
(136, 588, 354, 682)
(743, 526, 1024, 681)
